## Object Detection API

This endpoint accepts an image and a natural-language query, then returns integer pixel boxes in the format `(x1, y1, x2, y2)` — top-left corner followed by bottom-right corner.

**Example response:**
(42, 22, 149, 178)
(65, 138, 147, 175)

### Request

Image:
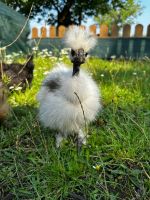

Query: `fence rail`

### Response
(31, 24, 150, 39)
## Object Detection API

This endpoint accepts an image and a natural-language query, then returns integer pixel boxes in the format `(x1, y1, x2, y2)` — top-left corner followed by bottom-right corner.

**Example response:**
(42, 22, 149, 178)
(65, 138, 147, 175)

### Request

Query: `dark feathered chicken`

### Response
(0, 55, 34, 122)
(0, 55, 34, 91)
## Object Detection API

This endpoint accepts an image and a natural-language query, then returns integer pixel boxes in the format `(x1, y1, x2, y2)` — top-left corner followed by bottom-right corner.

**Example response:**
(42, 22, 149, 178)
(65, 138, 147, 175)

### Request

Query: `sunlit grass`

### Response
(1, 54, 150, 199)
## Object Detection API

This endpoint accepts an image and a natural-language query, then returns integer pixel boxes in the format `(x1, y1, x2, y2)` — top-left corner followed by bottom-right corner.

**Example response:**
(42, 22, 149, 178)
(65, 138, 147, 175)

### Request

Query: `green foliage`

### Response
(2, 0, 125, 26)
(95, 0, 143, 28)
(1, 54, 150, 199)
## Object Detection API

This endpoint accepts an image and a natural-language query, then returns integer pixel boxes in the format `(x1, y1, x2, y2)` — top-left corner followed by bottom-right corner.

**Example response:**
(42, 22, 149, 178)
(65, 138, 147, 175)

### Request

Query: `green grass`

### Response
(1, 56, 150, 199)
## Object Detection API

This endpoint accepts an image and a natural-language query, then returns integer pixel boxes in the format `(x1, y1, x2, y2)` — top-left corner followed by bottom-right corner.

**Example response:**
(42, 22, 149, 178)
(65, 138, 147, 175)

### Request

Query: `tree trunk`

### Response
(57, 0, 75, 27)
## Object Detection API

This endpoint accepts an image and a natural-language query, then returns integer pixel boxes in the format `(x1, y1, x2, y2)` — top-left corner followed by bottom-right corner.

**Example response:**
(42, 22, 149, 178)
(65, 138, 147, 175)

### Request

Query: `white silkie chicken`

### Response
(37, 26, 102, 148)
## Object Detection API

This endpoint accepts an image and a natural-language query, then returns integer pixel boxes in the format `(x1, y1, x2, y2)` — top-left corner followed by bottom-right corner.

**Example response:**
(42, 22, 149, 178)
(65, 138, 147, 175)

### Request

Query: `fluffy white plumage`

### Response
(64, 26, 96, 52)
(37, 26, 101, 147)
(37, 64, 101, 131)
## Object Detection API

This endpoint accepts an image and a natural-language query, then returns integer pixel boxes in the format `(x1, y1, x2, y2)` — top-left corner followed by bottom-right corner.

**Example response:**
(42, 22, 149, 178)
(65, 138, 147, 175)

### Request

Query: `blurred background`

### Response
(0, 0, 150, 58)
(1, 0, 149, 35)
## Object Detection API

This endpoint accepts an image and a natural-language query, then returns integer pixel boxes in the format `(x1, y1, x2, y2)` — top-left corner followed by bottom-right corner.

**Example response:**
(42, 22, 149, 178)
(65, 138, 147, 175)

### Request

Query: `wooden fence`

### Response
(31, 24, 150, 38)
(30, 24, 150, 59)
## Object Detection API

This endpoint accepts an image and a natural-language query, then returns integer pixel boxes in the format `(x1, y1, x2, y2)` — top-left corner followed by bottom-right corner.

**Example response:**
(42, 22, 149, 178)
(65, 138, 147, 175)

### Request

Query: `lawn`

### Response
(1, 53, 150, 199)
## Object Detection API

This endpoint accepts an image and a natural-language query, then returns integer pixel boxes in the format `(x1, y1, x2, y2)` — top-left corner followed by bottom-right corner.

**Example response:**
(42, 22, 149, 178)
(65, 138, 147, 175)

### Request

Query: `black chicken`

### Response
(0, 55, 34, 122)
(0, 55, 34, 91)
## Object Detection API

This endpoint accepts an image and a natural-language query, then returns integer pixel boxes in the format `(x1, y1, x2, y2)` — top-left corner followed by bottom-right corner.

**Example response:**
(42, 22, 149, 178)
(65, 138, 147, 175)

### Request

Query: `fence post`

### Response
(111, 24, 119, 37)
(147, 24, 150, 37)
(100, 24, 109, 38)
(49, 26, 56, 38)
(89, 25, 97, 35)
(32, 27, 38, 38)
(58, 26, 66, 38)
(41, 27, 47, 38)
(135, 24, 143, 37)
(123, 24, 131, 37)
